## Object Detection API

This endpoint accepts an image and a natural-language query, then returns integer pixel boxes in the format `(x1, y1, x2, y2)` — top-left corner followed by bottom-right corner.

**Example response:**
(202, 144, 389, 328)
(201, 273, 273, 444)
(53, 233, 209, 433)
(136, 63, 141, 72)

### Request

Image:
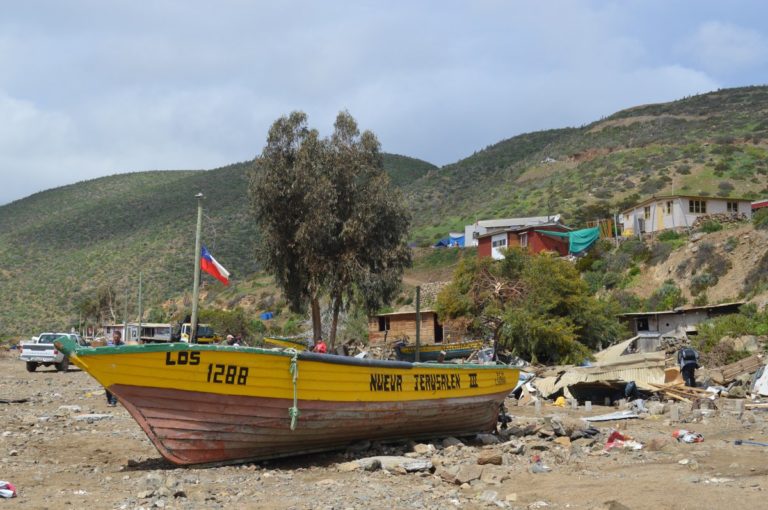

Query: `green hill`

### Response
(0, 155, 435, 336)
(3, 86, 768, 336)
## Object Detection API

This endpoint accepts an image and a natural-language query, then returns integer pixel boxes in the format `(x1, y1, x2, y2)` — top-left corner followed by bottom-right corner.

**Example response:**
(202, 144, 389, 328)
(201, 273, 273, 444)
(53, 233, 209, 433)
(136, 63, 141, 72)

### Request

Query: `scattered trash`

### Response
(604, 430, 643, 451)
(673, 429, 704, 443)
(583, 410, 639, 422)
(734, 439, 768, 447)
(553, 396, 566, 407)
(0, 481, 16, 498)
(529, 454, 551, 473)
(0, 398, 29, 404)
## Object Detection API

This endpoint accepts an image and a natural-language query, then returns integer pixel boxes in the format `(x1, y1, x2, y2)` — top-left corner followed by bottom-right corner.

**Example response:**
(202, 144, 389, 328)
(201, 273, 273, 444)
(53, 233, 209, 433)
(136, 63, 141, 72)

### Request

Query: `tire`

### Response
(56, 357, 70, 372)
(26, 362, 37, 372)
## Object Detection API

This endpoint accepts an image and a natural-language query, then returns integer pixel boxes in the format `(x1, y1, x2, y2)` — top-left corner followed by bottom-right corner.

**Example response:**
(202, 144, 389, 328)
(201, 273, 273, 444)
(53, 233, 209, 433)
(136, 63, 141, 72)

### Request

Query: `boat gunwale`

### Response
(56, 339, 514, 372)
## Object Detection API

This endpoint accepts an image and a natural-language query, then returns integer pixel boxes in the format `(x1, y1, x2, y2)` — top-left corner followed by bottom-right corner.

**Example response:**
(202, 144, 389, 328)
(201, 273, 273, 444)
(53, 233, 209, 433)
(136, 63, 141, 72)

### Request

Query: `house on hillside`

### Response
(617, 302, 744, 336)
(620, 195, 752, 236)
(464, 215, 561, 247)
(477, 223, 570, 259)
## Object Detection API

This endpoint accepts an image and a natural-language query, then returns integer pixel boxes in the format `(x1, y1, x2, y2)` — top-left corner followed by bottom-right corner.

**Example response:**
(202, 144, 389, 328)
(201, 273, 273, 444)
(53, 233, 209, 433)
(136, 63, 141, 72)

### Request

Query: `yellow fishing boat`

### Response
(55, 337, 518, 466)
(394, 339, 484, 362)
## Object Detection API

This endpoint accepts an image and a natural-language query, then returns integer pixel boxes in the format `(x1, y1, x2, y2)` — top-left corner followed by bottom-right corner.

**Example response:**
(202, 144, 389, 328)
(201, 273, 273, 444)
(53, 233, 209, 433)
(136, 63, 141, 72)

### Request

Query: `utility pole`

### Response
(137, 272, 143, 343)
(190, 193, 204, 344)
(415, 286, 421, 362)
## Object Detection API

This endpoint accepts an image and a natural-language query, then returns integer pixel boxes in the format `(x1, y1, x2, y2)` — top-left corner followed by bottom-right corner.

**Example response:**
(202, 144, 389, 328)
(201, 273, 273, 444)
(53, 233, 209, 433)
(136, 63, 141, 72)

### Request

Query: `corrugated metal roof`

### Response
(617, 301, 745, 317)
(532, 352, 666, 398)
(475, 215, 560, 228)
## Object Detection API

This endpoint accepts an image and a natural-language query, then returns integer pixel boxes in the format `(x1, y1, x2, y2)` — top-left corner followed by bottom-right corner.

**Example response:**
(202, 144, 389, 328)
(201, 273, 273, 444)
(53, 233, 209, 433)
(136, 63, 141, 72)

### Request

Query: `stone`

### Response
(436, 465, 459, 484)
(691, 232, 706, 242)
(75, 414, 113, 423)
(143, 473, 164, 490)
(442, 436, 464, 448)
(413, 443, 435, 455)
(476, 490, 499, 503)
(480, 466, 507, 485)
(501, 440, 525, 455)
(455, 464, 484, 484)
(506, 493, 518, 502)
(553, 436, 571, 448)
(475, 433, 500, 445)
(477, 451, 503, 465)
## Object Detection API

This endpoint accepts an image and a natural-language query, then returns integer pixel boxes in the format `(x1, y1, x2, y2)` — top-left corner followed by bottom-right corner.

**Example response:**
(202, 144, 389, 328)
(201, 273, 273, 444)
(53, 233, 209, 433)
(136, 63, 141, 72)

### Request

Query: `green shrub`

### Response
(618, 239, 651, 263)
(753, 208, 768, 230)
(699, 220, 723, 233)
(657, 230, 681, 242)
(649, 242, 673, 266)
(724, 237, 738, 252)
(646, 279, 686, 311)
(690, 273, 718, 295)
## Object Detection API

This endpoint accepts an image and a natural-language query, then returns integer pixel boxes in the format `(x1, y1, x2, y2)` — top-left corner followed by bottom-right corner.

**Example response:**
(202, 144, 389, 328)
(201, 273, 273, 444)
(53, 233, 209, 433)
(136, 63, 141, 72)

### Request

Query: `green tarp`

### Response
(535, 227, 600, 255)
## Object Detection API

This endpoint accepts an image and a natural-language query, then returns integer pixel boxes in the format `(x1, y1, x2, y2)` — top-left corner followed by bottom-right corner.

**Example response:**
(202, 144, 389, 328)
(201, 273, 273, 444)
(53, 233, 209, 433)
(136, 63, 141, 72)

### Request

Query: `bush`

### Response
(618, 239, 651, 263)
(646, 280, 686, 311)
(698, 220, 723, 233)
(657, 230, 681, 242)
(753, 208, 768, 230)
(649, 242, 674, 266)
(690, 272, 718, 295)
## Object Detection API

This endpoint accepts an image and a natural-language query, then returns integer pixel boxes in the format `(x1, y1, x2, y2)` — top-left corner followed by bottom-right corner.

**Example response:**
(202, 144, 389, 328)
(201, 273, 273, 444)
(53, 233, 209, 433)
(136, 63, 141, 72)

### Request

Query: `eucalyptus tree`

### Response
(250, 111, 411, 346)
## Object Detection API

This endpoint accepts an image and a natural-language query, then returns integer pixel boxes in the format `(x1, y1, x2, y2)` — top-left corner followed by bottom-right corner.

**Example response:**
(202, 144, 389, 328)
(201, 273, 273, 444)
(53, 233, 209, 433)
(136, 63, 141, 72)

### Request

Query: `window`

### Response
(377, 316, 390, 332)
(665, 201, 673, 214)
(644, 206, 651, 219)
(688, 200, 707, 214)
(727, 201, 738, 213)
(519, 232, 528, 247)
(492, 238, 507, 248)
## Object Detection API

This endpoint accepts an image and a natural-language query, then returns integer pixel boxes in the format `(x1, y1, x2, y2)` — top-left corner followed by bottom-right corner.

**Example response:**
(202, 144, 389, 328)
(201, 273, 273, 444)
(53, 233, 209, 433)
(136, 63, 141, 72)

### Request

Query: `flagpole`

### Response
(190, 192, 204, 344)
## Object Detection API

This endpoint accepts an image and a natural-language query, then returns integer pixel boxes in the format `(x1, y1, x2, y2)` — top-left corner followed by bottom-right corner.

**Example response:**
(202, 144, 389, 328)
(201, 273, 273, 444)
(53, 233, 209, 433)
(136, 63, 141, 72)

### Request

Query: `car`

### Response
(18, 333, 87, 372)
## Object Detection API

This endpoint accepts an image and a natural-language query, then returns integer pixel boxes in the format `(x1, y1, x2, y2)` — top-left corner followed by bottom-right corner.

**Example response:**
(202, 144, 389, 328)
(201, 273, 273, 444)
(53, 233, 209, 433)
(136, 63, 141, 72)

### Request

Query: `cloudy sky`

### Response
(1, 1, 767, 205)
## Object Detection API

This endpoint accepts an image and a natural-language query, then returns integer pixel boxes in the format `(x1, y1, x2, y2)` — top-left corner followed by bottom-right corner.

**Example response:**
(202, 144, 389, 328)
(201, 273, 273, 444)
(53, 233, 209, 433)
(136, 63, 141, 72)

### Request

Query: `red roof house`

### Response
(477, 224, 570, 260)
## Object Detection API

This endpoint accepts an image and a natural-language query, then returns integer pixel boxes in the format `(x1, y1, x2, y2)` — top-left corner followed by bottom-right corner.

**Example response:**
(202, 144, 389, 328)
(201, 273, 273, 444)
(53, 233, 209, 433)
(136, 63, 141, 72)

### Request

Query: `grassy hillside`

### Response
(3, 86, 768, 336)
(0, 154, 436, 336)
(407, 86, 768, 245)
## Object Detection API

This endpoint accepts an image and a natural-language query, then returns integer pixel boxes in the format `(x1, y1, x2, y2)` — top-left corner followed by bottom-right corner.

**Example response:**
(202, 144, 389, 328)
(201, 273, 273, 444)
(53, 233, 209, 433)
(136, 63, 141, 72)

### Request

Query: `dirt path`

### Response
(2, 353, 768, 509)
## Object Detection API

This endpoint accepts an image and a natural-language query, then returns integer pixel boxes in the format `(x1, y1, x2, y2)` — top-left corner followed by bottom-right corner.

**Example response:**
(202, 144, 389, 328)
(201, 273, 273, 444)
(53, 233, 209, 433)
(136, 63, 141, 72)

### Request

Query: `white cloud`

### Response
(0, 1, 763, 205)
(678, 21, 768, 75)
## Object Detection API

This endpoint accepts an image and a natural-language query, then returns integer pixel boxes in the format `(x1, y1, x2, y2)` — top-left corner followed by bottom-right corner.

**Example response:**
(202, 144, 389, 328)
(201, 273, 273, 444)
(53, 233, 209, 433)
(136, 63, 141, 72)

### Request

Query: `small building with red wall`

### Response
(753, 198, 768, 211)
(477, 223, 570, 259)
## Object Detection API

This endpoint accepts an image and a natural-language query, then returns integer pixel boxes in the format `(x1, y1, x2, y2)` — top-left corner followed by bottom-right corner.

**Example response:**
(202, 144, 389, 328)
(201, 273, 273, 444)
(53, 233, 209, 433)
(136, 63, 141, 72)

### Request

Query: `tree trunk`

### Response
(310, 295, 322, 342)
(329, 293, 341, 350)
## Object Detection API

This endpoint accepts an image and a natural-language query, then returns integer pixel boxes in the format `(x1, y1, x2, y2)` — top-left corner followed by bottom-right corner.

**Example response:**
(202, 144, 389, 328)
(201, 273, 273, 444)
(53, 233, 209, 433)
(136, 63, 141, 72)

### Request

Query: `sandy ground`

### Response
(2, 352, 768, 510)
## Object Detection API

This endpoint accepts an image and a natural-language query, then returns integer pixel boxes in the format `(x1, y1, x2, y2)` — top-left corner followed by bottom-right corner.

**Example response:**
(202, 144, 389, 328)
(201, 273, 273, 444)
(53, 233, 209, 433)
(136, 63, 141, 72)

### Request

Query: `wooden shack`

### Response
(368, 309, 444, 346)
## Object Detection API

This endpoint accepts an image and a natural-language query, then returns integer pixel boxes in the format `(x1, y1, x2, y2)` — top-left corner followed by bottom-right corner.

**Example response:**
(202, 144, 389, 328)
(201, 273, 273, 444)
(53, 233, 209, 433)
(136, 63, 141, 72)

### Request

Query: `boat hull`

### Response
(113, 384, 507, 465)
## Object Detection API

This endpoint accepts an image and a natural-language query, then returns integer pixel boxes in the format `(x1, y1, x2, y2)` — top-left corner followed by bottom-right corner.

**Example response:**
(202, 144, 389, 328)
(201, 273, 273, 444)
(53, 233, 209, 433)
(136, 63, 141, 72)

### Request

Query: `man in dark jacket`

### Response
(677, 346, 700, 387)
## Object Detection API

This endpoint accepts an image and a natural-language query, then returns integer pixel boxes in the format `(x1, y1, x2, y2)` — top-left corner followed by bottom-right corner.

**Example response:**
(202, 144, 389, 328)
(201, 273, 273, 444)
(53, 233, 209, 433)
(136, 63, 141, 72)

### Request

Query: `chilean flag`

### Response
(201, 245, 231, 285)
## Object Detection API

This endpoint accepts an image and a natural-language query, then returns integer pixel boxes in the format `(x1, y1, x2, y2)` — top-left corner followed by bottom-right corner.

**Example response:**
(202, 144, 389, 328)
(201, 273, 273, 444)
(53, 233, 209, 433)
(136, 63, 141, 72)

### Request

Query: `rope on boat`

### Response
(287, 348, 301, 431)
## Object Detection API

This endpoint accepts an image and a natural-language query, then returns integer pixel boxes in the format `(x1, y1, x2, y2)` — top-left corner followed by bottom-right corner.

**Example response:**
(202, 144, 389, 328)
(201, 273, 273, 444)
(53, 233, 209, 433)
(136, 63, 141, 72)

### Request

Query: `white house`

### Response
(464, 214, 561, 247)
(620, 195, 752, 235)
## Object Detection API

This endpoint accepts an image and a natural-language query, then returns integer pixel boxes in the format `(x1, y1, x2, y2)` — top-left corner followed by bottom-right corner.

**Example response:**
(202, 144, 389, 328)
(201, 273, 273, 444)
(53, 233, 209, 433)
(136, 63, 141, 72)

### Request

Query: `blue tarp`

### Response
(434, 234, 465, 248)
(259, 312, 274, 320)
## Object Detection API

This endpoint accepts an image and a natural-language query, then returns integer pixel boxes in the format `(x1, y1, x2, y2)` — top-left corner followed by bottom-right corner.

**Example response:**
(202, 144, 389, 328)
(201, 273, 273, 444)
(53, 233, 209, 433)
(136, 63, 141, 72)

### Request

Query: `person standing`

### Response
(105, 330, 124, 406)
(677, 346, 700, 387)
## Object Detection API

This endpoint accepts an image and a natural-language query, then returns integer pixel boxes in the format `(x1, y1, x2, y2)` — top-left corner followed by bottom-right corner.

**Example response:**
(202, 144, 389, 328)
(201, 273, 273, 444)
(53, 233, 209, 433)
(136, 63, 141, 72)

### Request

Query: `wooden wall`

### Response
(368, 312, 437, 345)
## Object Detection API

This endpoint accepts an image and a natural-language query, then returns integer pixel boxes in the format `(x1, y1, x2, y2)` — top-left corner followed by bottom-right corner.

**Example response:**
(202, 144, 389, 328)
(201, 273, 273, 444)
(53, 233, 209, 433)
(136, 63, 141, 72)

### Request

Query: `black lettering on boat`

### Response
(469, 373, 478, 388)
(370, 373, 403, 392)
(165, 351, 202, 366)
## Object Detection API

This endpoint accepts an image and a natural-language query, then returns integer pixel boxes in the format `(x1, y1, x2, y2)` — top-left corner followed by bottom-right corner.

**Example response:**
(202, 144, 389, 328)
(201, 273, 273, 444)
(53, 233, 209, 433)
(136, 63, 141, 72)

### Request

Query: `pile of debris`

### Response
(514, 332, 768, 412)
(691, 212, 748, 229)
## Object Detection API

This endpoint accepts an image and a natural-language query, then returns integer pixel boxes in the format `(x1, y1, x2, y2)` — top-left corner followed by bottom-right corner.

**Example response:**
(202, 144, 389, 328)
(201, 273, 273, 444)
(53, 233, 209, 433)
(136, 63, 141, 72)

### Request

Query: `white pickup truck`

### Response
(19, 333, 87, 372)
